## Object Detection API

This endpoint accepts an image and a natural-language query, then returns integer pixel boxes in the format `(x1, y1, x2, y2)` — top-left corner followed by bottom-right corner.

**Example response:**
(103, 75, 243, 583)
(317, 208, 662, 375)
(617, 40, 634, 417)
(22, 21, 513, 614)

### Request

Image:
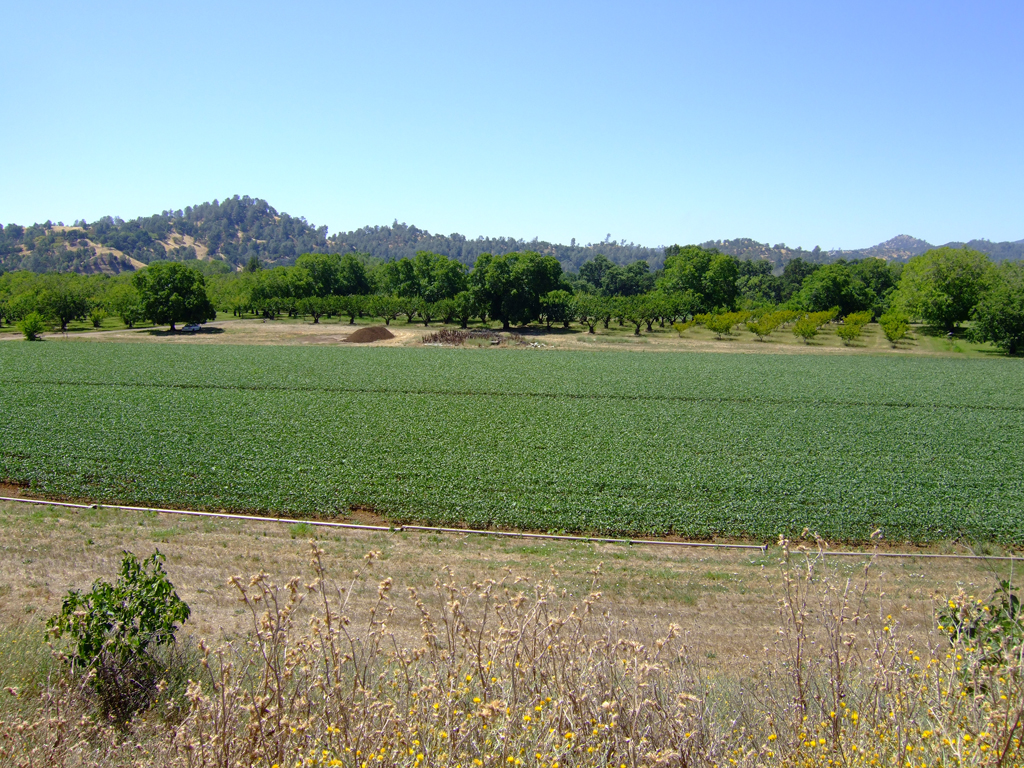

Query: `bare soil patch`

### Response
(42, 314, 998, 358)
(62, 319, 425, 347)
(0, 482, 27, 497)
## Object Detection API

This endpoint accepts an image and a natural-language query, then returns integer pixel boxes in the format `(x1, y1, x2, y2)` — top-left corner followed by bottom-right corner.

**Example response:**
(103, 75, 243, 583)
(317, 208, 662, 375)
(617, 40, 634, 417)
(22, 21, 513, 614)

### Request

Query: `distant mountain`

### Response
(853, 234, 935, 260)
(1, 194, 1020, 274)
(698, 238, 829, 267)
(705, 234, 1024, 268)
(0, 196, 659, 274)
(943, 238, 1024, 262)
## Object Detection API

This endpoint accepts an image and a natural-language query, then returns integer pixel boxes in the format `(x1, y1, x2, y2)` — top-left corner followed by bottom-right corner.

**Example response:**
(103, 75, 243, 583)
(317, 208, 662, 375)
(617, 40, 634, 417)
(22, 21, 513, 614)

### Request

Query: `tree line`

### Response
(3, 244, 1023, 354)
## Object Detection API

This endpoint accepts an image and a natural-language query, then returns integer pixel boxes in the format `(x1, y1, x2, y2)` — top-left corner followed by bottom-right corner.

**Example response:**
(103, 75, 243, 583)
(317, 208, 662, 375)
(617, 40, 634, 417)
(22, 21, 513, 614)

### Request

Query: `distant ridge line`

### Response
(1, 194, 1021, 274)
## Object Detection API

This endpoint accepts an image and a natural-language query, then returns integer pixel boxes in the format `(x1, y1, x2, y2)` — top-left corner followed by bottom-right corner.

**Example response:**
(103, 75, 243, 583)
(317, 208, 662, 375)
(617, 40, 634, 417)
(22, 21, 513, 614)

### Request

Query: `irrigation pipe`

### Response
(2, 495, 1023, 561)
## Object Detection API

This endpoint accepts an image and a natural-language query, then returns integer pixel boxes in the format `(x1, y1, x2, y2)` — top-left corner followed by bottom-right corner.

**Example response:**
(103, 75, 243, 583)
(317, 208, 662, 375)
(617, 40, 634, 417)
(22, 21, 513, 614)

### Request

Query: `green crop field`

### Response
(1, 342, 1022, 542)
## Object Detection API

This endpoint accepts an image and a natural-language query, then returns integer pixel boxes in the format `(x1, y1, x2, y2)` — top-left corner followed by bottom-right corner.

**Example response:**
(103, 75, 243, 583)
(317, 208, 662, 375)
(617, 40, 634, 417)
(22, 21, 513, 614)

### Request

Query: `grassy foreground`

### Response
(2, 342, 1024, 542)
(0, 498, 1021, 767)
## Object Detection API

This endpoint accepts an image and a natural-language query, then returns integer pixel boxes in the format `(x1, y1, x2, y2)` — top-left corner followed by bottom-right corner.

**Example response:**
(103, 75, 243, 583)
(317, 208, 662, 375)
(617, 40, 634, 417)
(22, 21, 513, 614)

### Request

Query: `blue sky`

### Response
(1, 0, 1021, 250)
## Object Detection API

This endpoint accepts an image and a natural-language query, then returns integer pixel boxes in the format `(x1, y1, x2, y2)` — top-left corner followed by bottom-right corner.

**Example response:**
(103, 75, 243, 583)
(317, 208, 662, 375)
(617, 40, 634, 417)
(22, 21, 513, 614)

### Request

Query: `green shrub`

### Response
(672, 320, 696, 337)
(17, 311, 46, 341)
(880, 312, 909, 347)
(938, 580, 1022, 667)
(697, 311, 748, 339)
(47, 550, 190, 722)
(844, 310, 873, 327)
(791, 316, 819, 343)
(835, 323, 861, 345)
(89, 308, 108, 328)
(746, 314, 781, 341)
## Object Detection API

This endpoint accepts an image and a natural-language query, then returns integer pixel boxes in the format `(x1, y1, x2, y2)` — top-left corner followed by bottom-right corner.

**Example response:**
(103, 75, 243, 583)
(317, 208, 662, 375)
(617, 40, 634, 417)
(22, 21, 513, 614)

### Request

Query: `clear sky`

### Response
(1, 0, 1021, 250)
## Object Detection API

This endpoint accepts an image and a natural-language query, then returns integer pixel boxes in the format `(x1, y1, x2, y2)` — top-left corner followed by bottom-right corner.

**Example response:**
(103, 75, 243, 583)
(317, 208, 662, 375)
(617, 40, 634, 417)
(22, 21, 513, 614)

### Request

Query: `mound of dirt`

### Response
(343, 325, 395, 344)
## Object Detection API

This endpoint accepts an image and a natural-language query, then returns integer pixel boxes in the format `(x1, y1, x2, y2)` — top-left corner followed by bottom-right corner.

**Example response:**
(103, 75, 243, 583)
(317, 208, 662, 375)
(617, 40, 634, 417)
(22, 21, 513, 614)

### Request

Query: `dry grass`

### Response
(0, 514, 1021, 767)
(0, 499, 1016, 669)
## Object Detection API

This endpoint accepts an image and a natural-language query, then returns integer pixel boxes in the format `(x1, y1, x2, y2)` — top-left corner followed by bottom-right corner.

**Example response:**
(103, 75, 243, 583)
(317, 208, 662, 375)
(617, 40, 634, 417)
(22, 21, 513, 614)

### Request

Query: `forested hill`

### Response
(329, 223, 660, 272)
(1, 194, 1021, 274)
(0, 197, 329, 274)
(0, 196, 658, 274)
(703, 235, 1024, 268)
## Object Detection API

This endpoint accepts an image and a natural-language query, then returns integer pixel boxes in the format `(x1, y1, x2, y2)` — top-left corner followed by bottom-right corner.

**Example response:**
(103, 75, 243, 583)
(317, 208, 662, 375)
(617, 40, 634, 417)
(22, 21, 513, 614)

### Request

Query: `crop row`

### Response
(1, 343, 1022, 542)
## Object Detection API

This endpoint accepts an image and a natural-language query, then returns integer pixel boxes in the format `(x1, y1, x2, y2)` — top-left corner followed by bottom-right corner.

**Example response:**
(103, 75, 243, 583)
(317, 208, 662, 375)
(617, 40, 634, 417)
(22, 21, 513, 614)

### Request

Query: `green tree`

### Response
(746, 312, 782, 341)
(18, 311, 46, 340)
(296, 252, 345, 297)
(377, 258, 418, 298)
(578, 255, 615, 293)
(796, 262, 873, 316)
(335, 254, 372, 296)
(36, 276, 90, 332)
(398, 296, 421, 323)
(698, 311, 746, 339)
(107, 283, 146, 328)
(420, 300, 438, 326)
(736, 260, 783, 306)
(435, 297, 456, 324)
(621, 295, 653, 335)
(893, 247, 992, 330)
(658, 245, 738, 312)
(6, 289, 39, 322)
(451, 291, 478, 329)
(133, 262, 216, 331)
(539, 290, 574, 329)
(412, 251, 467, 303)
(835, 309, 874, 345)
(601, 261, 655, 297)
(779, 258, 819, 302)
(835, 318, 865, 346)
(249, 266, 312, 311)
(791, 315, 820, 344)
(470, 252, 563, 330)
(366, 294, 403, 325)
(334, 294, 364, 324)
(296, 296, 329, 323)
(851, 258, 901, 316)
(970, 261, 1024, 355)
(574, 294, 605, 333)
(879, 311, 909, 348)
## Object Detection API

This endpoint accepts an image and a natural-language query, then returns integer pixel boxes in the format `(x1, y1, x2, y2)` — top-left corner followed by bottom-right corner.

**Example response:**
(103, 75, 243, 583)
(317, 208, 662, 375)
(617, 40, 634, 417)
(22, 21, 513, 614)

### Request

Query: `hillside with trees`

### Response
(2, 195, 1021, 278)
(703, 234, 1024, 268)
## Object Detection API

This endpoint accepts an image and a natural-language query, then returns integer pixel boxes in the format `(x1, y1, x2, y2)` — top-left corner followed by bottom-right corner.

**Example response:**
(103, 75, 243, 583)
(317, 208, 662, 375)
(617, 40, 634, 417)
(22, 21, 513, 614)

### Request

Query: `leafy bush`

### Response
(836, 311, 874, 345)
(89, 307, 107, 328)
(791, 315, 819, 343)
(47, 550, 190, 722)
(17, 311, 46, 341)
(835, 323, 861, 345)
(880, 311, 909, 347)
(938, 580, 1022, 662)
(672, 319, 696, 337)
(746, 313, 781, 341)
(696, 311, 749, 338)
(844, 310, 873, 327)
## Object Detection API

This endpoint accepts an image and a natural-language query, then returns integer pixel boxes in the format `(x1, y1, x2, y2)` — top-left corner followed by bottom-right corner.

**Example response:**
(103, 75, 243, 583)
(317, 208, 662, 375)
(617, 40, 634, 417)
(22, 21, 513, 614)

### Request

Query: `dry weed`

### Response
(1, 541, 1021, 767)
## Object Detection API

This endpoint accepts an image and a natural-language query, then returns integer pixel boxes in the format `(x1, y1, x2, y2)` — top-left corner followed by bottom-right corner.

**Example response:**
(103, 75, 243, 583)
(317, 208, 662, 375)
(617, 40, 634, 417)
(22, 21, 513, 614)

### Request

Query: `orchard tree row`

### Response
(2, 244, 1023, 353)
